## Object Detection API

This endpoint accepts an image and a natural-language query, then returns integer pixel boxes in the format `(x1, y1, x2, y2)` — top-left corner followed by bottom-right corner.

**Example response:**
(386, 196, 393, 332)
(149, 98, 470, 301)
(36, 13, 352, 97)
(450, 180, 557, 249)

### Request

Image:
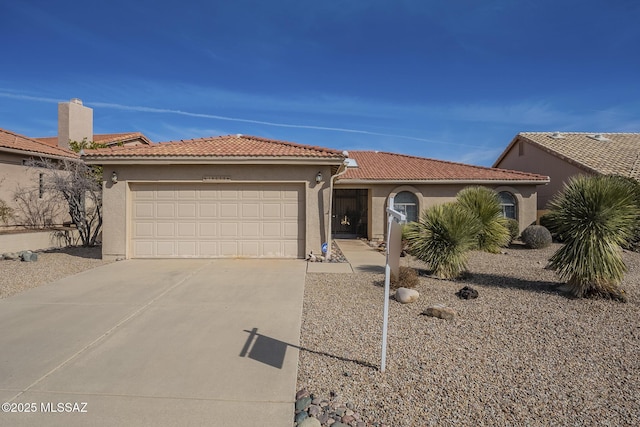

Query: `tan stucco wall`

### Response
(0, 152, 69, 227)
(101, 163, 333, 260)
(496, 140, 592, 210)
(336, 182, 539, 241)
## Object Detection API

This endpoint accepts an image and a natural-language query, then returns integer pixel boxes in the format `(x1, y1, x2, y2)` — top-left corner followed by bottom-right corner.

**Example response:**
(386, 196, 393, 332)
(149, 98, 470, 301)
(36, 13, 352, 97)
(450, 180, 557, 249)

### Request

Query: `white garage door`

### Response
(130, 183, 304, 258)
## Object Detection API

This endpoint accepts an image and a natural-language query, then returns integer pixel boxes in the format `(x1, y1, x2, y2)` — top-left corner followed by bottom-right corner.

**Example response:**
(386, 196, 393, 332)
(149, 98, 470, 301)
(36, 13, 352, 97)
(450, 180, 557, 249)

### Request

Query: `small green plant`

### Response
(520, 225, 552, 249)
(505, 218, 520, 244)
(390, 266, 419, 289)
(404, 202, 481, 279)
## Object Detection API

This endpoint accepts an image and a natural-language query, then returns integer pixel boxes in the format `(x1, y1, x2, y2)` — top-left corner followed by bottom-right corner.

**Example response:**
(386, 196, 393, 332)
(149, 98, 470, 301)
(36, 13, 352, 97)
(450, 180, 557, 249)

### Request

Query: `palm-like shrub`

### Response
(404, 202, 481, 279)
(545, 175, 638, 300)
(456, 186, 511, 253)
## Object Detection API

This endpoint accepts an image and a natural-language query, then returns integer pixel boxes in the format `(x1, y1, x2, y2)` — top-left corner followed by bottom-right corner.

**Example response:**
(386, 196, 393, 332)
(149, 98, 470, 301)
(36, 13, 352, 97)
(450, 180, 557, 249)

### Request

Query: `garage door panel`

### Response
(156, 203, 175, 218)
(220, 204, 238, 218)
(135, 203, 154, 218)
(199, 223, 218, 237)
(199, 203, 217, 218)
(156, 241, 176, 257)
(178, 203, 197, 218)
(134, 222, 154, 238)
(177, 241, 197, 256)
(131, 183, 304, 258)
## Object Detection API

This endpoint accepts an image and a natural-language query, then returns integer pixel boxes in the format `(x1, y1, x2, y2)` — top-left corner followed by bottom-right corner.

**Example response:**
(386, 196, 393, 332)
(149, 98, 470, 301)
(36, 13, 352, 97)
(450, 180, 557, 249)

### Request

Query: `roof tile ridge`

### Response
(238, 134, 343, 155)
(353, 149, 548, 179)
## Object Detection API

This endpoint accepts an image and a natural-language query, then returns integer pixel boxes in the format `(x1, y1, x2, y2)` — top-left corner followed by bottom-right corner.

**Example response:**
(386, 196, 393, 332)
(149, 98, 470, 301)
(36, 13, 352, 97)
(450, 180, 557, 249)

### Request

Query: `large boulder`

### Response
(395, 287, 419, 304)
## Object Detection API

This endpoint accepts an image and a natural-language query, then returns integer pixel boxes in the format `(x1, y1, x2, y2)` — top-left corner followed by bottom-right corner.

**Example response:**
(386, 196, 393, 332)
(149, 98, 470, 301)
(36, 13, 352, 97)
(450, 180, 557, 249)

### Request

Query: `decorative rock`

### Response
(395, 287, 420, 304)
(298, 417, 321, 427)
(21, 251, 34, 262)
(317, 412, 330, 424)
(295, 396, 312, 412)
(3, 252, 19, 260)
(421, 304, 457, 320)
(295, 411, 309, 424)
(456, 286, 478, 299)
(341, 414, 355, 424)
(308, 404, 321, 417)
(296, 389, 310, 400)
(331, 422, 349, 427)
(30, 253, 38, 262)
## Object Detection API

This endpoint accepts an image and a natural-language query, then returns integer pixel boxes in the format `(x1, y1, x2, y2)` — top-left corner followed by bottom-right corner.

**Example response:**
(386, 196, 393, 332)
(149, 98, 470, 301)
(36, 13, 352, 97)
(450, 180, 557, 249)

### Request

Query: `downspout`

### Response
(326, 158, 349, 260)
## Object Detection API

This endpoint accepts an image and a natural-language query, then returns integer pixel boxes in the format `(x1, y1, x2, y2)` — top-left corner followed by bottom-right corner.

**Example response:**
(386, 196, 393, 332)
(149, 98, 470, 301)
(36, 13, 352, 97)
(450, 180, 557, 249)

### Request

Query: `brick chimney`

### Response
(58, 98, 93, 149)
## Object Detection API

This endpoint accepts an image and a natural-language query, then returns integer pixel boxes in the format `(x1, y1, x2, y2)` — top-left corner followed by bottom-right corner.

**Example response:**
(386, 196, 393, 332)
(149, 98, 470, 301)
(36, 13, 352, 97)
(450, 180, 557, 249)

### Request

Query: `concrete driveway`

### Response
(0, 259, 306, 426)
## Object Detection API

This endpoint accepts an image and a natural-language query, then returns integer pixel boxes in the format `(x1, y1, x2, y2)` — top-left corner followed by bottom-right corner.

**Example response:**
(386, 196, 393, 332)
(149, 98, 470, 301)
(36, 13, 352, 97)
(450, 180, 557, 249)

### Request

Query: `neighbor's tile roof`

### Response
(82, 134, 344, 159)
(0, 127, 77, 158)
(496, 132, 640, 179)
(36, 132, 152, 147)
(339, 151, 549, 182)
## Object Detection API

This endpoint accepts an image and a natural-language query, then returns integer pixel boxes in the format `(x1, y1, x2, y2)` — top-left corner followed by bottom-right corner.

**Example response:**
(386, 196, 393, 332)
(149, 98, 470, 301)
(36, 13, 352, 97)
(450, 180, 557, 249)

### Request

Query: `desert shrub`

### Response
(456, 186, 510, 253)
(505, 218, 520, 243)
(390, 266, 419, 289)
(539, 213, 564, 242)
(521, 225, 552, 249)
(545, 175, 637, 300)
(404, 202, 481, 279)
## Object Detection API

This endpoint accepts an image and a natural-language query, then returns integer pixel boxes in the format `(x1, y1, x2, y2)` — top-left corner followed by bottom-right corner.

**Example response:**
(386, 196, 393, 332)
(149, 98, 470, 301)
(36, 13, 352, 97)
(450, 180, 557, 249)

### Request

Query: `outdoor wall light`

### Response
(315, 171, 323, 183)
(111, 171, 118, 184)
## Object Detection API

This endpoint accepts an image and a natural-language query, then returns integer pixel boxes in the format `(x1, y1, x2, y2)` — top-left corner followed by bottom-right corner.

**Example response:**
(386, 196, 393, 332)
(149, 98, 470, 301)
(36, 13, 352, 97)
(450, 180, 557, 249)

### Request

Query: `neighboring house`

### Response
(0, 127, 77, 227)
(36, 132, 152, 148)
(493, 132, 640, 213)
(83, 136, 549, 260)
(333, 151, 549, 241)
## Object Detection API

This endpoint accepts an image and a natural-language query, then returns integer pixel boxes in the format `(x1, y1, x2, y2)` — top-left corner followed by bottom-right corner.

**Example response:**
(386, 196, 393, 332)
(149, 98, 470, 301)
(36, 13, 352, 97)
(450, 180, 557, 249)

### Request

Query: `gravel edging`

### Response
(297, 243, 640, 426)
(0, 246, 112, 299)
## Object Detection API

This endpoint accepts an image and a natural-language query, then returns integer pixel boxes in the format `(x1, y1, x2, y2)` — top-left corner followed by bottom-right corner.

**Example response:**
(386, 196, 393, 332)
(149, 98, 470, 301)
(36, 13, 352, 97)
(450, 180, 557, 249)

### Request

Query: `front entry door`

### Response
(332, 189, 368, 237)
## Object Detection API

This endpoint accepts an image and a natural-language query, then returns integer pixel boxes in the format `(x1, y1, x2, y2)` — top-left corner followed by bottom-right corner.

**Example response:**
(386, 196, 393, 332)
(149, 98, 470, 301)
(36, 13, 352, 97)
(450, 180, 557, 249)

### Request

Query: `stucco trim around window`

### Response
(388, 185, 423, 222)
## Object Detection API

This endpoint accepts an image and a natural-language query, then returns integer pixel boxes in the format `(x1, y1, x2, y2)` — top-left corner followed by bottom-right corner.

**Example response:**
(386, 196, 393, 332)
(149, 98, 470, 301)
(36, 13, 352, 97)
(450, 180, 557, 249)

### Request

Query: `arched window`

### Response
(394, 191, 419, 222)
(498, 191, 517, 219)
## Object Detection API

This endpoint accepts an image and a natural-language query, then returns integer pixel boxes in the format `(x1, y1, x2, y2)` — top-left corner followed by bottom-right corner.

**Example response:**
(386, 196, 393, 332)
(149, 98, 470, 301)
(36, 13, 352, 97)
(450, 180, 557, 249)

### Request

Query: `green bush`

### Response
(456, 186, 511, 253)
(546, 175, 636, 300)
(404, 202, 481, 279)
(390, 266, 420, 289)
(505, 218, 520, 243)
(521, 225, 552, 249)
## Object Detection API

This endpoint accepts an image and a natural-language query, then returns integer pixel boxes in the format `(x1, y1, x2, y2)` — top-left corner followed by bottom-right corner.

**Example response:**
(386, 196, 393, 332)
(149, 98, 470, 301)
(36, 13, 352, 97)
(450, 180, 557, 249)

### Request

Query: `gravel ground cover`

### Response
(0, 246, 112, 299)
(298, 243, 640, 426)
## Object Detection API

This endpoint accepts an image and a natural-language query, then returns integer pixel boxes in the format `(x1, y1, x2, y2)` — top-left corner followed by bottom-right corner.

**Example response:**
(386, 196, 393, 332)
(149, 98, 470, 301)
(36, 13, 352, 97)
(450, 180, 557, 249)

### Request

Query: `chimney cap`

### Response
(70, 98, 83, 105)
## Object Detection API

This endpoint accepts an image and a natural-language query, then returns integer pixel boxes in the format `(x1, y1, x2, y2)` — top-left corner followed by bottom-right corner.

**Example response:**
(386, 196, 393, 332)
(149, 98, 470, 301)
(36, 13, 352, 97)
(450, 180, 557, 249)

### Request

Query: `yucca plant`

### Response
(404, 202, 481, 279)
(456, 186, 511, 253)
(545, 175, 638, 300)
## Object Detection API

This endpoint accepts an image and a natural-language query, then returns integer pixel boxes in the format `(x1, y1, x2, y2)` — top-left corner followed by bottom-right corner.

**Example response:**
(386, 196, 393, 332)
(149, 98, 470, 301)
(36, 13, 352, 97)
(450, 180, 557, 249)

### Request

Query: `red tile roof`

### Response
(0, 128, 77, 158)
(35, 132, 152, 147)
(339, 151, 549, 182)
(82, 134, 344, 159)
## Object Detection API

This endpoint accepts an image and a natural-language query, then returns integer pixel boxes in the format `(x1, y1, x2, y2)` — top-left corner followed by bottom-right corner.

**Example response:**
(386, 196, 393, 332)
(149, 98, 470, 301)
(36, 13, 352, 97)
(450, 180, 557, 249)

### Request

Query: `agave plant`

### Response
(545, 175, 638, 300)
(404, 202, 481, 279)
(456, 186, 511, 253)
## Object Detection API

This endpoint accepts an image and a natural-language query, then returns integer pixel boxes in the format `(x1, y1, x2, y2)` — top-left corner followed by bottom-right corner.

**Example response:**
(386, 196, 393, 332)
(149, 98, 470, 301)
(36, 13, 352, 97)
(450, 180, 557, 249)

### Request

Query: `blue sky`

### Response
(1, 0, 639, 166)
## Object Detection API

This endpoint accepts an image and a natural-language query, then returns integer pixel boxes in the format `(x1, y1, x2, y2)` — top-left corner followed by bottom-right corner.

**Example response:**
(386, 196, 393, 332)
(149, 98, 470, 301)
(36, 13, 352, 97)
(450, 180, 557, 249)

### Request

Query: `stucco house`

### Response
(493, 132, 640, 213)
(83, 135, 549, 261)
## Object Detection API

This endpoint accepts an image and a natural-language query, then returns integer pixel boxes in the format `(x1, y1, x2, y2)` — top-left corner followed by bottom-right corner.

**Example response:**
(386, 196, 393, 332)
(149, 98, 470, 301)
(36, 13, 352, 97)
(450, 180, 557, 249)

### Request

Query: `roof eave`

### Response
(0, 146, 78, 161)
(82, 155, 345, 165)
(336, 178, 550, 185)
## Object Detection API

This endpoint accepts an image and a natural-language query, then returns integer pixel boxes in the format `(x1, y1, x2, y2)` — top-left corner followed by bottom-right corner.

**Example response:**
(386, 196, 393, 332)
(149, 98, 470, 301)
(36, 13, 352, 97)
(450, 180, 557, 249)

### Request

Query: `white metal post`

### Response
(381, 196, 405, 372)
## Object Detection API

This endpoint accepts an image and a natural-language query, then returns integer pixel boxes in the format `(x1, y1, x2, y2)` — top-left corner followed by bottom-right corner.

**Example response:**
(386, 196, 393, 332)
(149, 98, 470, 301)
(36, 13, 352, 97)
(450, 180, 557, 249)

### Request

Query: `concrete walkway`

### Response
(306, 239, 387, 273)
(0, 259, 306, 426)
